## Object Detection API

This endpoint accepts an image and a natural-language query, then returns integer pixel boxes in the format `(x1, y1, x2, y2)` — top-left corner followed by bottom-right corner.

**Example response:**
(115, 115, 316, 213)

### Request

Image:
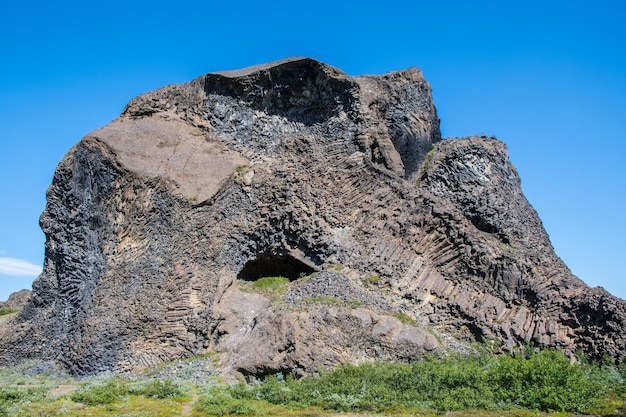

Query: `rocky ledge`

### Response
(1, 58, 623, 377)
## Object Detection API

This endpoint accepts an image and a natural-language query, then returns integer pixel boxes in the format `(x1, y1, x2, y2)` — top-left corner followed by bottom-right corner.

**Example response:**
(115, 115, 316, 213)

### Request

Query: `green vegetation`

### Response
(70, 379, 129, 406)
(0, 386, 47, 417)
(251, 276, 290, 291)
(0, 308, 17, 317)
(238, 276, 291, 301)
(198, 350, 625, 415)
(417, 144, 438, 185)
(298, 295, 362, 309)
(70, 378, 187, 405)
(196, 389, 260, 416)
(364, 274, 380, 284)
(0, 350, 624, 416)
(131, 379, 187, 399)
(393, 312, 417, 326)
(301, 295, 342, 305)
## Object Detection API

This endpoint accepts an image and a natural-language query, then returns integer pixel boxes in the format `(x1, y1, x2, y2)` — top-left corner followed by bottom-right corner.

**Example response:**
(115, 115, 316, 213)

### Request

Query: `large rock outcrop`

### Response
(0, 289, 31, 311)
(1, 58, 624, 376)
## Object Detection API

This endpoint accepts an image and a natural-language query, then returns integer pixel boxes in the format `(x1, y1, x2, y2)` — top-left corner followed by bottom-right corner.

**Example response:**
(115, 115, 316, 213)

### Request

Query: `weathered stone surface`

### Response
(0, 289, 31, 311)
(1, 58, 624, 377)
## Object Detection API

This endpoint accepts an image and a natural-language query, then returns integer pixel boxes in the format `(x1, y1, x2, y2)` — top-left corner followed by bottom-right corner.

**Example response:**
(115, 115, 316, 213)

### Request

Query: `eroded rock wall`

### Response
(1, 58, 623, 377)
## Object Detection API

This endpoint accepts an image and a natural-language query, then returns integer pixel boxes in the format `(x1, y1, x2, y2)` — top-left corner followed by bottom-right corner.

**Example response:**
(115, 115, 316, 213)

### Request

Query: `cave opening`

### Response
(237, 253, 316, 281)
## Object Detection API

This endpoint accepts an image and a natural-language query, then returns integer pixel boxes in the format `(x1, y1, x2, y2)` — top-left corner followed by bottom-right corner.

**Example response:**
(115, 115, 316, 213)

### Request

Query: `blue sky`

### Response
(1, 0, 624, 300)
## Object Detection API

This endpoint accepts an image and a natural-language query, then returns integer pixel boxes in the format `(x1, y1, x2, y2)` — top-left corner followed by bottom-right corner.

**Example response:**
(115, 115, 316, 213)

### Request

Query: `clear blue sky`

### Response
(1, 0, 624, 300)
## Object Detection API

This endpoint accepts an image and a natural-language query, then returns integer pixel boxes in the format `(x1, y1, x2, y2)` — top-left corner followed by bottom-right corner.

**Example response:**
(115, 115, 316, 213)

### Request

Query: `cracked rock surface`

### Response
(1, 58, 624, 377)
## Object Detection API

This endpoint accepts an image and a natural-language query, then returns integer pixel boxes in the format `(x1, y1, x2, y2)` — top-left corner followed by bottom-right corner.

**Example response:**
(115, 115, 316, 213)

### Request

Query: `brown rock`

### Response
(0, 289, 31, 311)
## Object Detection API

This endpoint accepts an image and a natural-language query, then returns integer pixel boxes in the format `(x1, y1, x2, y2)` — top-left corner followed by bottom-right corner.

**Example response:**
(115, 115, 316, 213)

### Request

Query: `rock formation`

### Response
(1, 58, 624, 377)
(0, 289, 30, 311)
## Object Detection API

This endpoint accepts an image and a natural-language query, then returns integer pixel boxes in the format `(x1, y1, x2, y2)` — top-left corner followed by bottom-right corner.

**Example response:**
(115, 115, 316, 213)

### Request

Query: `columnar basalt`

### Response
(1, 58, 623, 377)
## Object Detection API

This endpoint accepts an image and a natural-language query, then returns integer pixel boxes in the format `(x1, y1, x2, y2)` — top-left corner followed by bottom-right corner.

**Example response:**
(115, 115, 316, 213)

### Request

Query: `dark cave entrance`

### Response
(237, 253, 316, 281)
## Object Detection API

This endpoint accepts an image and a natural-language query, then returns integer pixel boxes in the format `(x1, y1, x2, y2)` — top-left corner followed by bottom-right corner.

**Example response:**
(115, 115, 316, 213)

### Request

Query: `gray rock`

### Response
(0, 289, 31, 311)
(1, 58, 623, 378)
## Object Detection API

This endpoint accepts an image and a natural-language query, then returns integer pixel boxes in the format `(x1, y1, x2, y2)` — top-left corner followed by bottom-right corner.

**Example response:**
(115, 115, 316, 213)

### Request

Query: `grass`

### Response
(237, 276, 291, 302)
(69, 378, 188, 405)
(251, 276, 290, 291)
(0, 308, 17, 317)
(13, 394, 187, 417)
(1, 350, 624, 416)
(1, 378, 190, 416)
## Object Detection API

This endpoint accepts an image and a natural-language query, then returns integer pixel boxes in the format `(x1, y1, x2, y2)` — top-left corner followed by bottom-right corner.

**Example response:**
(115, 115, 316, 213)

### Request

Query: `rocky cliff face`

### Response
(1, 58, 624, 377)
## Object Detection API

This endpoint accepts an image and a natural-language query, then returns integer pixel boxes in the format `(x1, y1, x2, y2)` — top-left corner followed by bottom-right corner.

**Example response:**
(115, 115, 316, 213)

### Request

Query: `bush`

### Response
(220, 350, 615, 414)
(489, 350, 602, 412)
(0, 386, 47, 407)
(131, 379, 185, 399)
(70, 379, 129, 405)
(195, 389, 259, 416)
(0, 308, 17, 317)
(0, 388, 27, 417)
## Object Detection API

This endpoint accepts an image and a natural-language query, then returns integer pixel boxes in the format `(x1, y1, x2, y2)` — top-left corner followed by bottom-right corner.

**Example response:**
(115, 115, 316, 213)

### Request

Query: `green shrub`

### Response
(70, 379, 129, 405)
(0, 308, 17, 317)
(417, 144, 438, 184)
(0, 388, 27, 417)
(219, 350, 614, 414)
(489, 350, 603, 412)
(0, 388, 27, 403)
(195, 389, 259, 416)
(0, 386, 47, 403)
(132, 379, 185, 399)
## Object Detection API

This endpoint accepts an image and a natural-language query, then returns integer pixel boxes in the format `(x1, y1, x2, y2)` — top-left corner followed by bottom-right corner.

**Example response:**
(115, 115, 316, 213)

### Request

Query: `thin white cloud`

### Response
(0, 257, 42, 277)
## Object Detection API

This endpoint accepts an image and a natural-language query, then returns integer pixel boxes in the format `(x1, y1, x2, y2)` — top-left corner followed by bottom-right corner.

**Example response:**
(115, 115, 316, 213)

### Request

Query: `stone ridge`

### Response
(203, 58, 358, 126)
(0, 58, 623, 377)
(211, 57, 315, 78)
